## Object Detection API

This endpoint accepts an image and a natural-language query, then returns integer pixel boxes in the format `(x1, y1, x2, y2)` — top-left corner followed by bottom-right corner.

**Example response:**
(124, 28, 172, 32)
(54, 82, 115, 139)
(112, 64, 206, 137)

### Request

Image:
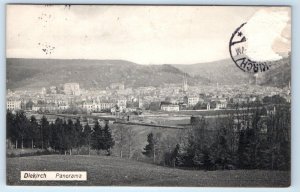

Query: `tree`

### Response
(6, 110, 17, 148)
(201, 145, 214, 170)
(237, 128, 252, 169)
(143, 132, 155, 158)
(65, 119, 74, 154)
(39, 116, 50, 149)
(73, 118, 83, 154)
(173, 144, 181, 165)
(211, 127, 232, 169)
(25, 100, 34, 110)
(91, 119, 104, 154)
(193, 102, 207, 110)
(115, 125, 127, 158)
(127, 127, 137, 159)
(82, 123, 92, 155)
(51, 118, 64, 153)
(29, 116, 39, 149)
(166, 144, 181, 167)
(142, 132, 161, 163)
(15, 111, 30, 149)
(102, 122, 115, 155)
(115, 125, 137, 159)
(265, 105, 290, 170)
(49, 122, 59, 151)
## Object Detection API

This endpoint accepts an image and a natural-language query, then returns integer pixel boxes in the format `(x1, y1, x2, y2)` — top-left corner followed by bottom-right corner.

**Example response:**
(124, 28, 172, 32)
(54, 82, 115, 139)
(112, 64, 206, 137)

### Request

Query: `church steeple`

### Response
(183, 73, 188, 92)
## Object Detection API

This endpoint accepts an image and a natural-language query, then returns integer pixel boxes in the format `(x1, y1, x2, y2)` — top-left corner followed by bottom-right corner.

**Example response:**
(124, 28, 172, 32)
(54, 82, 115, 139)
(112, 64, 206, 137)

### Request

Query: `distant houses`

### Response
(6, 80, 291, 115)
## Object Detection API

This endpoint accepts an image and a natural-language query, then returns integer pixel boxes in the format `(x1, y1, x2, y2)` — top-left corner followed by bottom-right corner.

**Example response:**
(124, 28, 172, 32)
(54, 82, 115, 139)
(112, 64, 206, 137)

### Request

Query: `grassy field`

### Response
(7, 155, 290, 187)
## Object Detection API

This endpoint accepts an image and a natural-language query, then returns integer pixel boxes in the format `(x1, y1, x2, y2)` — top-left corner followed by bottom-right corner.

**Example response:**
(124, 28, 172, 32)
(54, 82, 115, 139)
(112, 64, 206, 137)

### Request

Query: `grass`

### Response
(7, 155, 290, 187)
(6, 148, 53, 157)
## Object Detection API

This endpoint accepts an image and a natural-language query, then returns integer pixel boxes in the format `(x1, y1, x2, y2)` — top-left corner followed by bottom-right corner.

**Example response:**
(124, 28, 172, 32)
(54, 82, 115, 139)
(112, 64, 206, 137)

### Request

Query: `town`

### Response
(7, 78, 291, 116)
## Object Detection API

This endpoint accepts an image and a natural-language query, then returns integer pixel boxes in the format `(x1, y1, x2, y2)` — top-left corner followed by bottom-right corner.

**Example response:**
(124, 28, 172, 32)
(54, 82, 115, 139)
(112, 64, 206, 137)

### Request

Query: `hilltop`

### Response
(7, 58, 209, 90)
(172, 57, 291, 87)
(6, 57, 290, 90)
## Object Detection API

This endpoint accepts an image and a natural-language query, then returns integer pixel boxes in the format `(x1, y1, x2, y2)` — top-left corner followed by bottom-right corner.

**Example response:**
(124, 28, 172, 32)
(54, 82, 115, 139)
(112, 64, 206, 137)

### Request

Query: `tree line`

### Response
(6, 110, 114, 155)
(142, 103, 290, 171)
(7, 101, 290, 171)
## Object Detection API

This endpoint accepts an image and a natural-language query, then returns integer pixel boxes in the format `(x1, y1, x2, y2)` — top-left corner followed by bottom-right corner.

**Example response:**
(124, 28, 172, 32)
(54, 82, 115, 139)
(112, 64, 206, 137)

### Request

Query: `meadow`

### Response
(7, 155, 290, 187)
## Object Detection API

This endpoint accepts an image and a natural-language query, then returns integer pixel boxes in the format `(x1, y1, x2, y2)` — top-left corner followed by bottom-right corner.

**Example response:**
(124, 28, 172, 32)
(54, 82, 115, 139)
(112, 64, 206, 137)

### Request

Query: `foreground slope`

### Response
(7, 155, 290, 186)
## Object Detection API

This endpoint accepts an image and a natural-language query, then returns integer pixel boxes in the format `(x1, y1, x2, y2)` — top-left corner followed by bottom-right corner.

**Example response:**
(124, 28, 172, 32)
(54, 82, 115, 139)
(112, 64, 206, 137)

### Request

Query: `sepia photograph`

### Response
(6, 5, 291, 187)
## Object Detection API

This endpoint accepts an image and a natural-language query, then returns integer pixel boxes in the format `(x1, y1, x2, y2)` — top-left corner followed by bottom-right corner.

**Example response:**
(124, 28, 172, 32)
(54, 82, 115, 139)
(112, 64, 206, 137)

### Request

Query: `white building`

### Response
(7, 99, 21, 111)
(161, 104, 180, 111)
(82, 102, 94, 112)
(82, 101, 115, 112)
(110, 83, 125, 90)
(64, 83, 81, 96)
(188, 96, 199, 106)
(100, 102, 115, 110)
(216, 101, 227, 109)
(117, 98, 127, 110)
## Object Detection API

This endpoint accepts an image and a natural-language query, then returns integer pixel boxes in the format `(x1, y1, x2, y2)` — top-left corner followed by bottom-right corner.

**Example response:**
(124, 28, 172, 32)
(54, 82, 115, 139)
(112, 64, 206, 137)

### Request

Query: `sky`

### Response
(6, 5, 291, 64)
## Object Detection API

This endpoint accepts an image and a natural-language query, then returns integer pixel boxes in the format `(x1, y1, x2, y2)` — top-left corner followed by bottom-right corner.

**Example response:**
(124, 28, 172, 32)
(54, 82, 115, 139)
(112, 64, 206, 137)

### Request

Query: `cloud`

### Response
(8, 5, 290, 64)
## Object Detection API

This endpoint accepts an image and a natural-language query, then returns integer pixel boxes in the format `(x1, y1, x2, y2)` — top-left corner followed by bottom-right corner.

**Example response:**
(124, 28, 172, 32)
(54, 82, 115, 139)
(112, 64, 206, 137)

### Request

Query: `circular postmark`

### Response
(229, 23, 270, 73)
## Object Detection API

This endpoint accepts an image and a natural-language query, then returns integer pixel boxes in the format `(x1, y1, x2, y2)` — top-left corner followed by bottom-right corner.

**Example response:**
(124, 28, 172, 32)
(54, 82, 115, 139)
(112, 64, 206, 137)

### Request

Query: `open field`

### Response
(7, 155, 290, 187)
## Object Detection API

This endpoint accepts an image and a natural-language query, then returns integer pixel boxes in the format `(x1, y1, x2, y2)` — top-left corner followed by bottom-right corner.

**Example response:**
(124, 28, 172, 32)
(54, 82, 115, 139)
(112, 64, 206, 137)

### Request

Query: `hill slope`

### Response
(6, 57, 290, 90)
(173, 57, 291, 87)
(7, 58, 205, 90)
(7, 155, 290, 186)
(173, 59, 252, 84)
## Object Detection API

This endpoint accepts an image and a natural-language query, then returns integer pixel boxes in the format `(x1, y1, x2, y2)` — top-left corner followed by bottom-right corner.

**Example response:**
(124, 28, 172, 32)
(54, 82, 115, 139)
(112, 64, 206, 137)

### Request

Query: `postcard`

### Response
(6, 5, 291, 187)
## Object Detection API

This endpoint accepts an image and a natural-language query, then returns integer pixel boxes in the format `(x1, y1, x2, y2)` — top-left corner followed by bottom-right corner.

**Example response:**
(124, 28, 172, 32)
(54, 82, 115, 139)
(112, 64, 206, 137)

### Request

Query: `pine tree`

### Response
(82, 124, 92, 155)
(212, 127, 232, 169)
(6, 110, 17, 148)
(29, 116, 39, 149)
(237, 128, 252, 169)
(40, 116, 50, 149)
(74, 118, 83, 154)
(143, 132, 155, 158)
(171, 144, 180, 167)
(15, 111, 29, 149)
(91, 119, 104, 154)
(61, 120, 68, 155)
(102, 122, 115, 155)
(52, 118, 64, 152)
(49, 122, 57, 150)
(202, 145, 214, 170)
(65, 119, 74, 155)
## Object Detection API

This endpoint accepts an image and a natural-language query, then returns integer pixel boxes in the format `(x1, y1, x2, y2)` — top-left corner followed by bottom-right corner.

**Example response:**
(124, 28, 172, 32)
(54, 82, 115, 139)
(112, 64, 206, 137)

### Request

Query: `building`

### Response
(41, 87, 46, 95)
(49, 86, 57, 94)
(64, 83, 81, 96)
(161, 104, 180, 111)
(188, 96, 199, 106)
(100, 102, 115, 110)
(117, 98, 127, 110)
(7, 99, 21, 111)
(82, 101, 94, 112)
(215, 101, 227, 109)
(182, 73, 188, 92)
(206, 103, 211, 110)
(58, 104, 69, 110)
(110, 83, 125, 90)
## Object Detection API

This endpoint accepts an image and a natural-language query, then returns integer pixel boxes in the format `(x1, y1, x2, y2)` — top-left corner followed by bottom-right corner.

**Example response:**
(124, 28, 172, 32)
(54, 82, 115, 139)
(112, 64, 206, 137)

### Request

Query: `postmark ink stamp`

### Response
(229, 23, 271, 73)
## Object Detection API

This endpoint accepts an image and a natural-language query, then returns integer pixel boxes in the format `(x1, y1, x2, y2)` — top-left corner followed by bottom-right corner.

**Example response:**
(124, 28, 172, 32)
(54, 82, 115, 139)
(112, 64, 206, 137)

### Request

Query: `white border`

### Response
(1, 1, 299, 192)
